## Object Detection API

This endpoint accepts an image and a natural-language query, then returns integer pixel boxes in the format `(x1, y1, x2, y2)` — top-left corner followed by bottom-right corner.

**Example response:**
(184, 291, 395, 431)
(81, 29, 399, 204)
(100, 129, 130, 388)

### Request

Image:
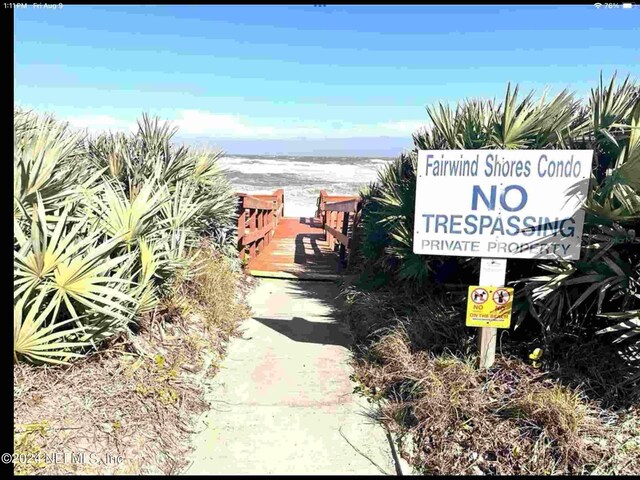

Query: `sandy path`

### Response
(184, 278, 398, 475)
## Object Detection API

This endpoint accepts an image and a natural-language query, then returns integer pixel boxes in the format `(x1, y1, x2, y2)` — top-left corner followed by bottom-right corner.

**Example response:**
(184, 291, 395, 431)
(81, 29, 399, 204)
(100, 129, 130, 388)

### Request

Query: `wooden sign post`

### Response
(412, 150, 593, 370)
(477, 258, 507, 368)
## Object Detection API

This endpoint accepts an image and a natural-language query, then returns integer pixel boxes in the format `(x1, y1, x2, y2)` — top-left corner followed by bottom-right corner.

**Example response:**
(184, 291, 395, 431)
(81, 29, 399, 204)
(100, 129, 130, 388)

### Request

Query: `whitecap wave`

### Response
(223, 155, 392, 217)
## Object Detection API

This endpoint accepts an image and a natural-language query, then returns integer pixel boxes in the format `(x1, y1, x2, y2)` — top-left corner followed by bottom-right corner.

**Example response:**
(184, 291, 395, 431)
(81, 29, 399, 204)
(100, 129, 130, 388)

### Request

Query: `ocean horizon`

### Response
(218, 154, 394, 217)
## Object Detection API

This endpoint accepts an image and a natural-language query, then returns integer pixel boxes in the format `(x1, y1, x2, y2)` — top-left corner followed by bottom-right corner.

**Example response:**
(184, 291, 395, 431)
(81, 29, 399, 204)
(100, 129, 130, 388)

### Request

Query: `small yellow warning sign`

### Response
(466, 285, 513, 329)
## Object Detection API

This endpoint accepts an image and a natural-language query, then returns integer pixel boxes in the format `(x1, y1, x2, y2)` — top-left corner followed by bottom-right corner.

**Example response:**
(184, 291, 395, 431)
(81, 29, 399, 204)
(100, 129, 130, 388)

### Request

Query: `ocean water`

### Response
(218, 155, 393, 217)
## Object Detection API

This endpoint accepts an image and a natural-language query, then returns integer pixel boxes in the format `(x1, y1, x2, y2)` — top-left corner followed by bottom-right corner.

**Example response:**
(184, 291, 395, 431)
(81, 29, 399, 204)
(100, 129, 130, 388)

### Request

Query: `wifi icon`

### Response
(594, 2, 602, 7)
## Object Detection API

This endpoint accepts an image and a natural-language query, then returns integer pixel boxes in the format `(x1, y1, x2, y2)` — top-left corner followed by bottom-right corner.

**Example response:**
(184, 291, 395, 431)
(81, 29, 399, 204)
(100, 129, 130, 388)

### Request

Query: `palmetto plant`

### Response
(14, 109, 100, 222)
(14, 289, 89, 365)
(354, 74, 640, 366)
(524, 77, 640, 347)
(13, 109, 237, 364)
(14, 197, 139, 353)
(88, 179, 170, 244)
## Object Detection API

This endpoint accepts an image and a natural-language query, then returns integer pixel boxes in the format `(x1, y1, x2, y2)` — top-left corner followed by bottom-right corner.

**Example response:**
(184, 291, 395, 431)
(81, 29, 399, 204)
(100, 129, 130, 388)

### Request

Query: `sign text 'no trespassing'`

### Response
(412, 150, 593, 260)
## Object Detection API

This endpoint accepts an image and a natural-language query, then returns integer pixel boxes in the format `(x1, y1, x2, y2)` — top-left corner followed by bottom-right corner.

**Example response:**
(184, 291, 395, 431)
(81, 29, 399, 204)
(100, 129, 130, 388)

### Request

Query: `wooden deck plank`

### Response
(246, 270, 341, 281)
(245, 217, 341, 280)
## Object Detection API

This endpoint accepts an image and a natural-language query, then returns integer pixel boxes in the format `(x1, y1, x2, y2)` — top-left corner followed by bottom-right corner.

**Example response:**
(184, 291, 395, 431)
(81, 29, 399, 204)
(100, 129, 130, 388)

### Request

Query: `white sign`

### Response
(413, 150, 593, 260)
(480, 258, 507, 286)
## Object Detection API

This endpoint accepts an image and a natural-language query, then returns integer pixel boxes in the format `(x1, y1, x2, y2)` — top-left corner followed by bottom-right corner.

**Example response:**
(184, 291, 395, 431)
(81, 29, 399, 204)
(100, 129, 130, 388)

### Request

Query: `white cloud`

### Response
(64, 114, 138, 134)
(173, 110, 324, 139)
(172, 110, 426, 139)
(376, 120, 427, 135)
(324, 119, 427, 138)
(58, 109, 426, 139)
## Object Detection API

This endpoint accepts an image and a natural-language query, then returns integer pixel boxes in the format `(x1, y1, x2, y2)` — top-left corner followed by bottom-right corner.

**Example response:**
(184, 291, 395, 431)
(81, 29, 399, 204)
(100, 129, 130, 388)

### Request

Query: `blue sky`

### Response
(14, 4, 640, 155)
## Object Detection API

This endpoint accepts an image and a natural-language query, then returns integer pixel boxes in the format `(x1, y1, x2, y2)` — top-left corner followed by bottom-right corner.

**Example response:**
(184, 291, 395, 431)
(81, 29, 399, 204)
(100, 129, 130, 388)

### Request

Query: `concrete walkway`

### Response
(184, 278, 398, 475)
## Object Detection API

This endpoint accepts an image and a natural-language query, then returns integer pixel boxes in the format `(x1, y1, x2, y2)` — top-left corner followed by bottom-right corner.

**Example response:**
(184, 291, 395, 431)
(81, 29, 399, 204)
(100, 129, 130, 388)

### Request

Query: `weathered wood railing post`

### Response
(237, 193, 247, 261)
(339, 210, 349, 263)
(318, 190, 328, 237)
(256, 210, 262, 254)
(249, 207, 257, 259)
(346, 205, 360, 269)
(259, 209, 265, 250)
(315, 193, 362, 269)
(235, 189, 286, 268)
(267, 208, 272, 246)
(328, 211, 335, 250)
(272, 188, 284, 236)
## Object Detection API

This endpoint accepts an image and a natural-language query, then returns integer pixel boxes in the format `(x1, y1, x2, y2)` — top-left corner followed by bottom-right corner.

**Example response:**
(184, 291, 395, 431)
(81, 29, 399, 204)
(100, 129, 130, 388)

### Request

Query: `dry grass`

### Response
(342, 285, 472, 357)
(13, 244, 251, 475)
(541, 338, 640, 409)
(352, 330, 640, 475)
(344, 281, 639, 408)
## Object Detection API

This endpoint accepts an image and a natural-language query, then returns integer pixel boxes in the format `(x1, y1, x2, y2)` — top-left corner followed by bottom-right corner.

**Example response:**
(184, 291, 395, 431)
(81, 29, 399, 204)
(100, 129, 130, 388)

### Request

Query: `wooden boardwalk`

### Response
(246, 217, 340, 280)
(236, 190, 361, 281)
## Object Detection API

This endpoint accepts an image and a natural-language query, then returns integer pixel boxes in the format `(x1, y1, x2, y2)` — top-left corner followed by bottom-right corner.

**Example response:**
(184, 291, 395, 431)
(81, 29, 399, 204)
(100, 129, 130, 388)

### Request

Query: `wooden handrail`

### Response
(324, 224, 349, 246)
(242, 220, 274, 245)
(322, 198, 359, 213)
(236, 187, 359, 270)
(243, 195, 276, 210)
(316, 191, 361, 266)
(316, 190, 328, 218)
(236, 189, 284, 263)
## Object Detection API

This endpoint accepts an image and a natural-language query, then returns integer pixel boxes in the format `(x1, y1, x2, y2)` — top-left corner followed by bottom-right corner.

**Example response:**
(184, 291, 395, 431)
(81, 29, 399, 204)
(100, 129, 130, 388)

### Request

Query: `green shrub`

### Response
(13, 109, 238, 364)
(350, 74, 640, 404)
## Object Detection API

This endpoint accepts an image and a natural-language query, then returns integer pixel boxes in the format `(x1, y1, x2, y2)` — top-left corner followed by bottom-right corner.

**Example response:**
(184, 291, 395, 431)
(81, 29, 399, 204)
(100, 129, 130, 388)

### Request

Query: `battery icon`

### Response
(622, 3, 633, 8)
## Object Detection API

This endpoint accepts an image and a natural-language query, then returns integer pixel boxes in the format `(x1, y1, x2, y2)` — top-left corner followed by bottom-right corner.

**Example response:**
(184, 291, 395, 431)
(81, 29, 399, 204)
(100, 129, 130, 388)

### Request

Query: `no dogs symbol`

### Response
(471, 288, 488, 304)
(466, 285, 514, 329)
(493, 288, 510, 305)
